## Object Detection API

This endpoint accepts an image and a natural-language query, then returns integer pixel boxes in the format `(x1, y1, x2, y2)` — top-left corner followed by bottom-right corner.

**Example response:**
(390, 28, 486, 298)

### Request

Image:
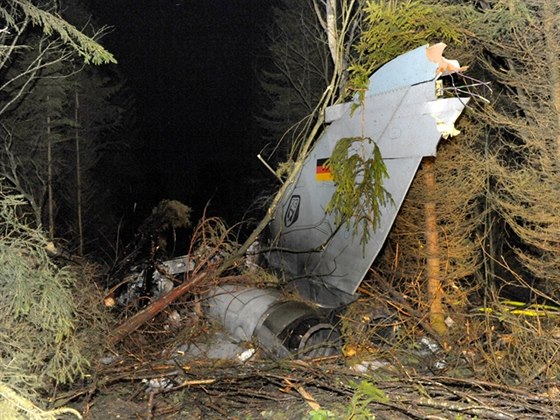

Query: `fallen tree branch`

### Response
(109, 270, 211, 345)
(283, 378, 321, 411)
(404, 396, 515, 420)
(0, 382, 83, 419)
(174, 378, 217, 389)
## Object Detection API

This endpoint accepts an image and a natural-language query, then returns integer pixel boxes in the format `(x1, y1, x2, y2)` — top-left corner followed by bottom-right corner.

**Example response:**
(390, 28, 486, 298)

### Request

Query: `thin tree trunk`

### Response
(483, 131, 495, 305)
(543, 0, 560, 156)
(74, 89, 83, 256)
(423, 157, 446, 335)
(46, 96, 54, 241)
(326, 0, 338, 71)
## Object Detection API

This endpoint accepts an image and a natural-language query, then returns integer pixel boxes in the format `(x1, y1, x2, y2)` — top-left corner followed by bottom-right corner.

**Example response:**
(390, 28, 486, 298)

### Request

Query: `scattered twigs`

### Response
(282, 378, 321, 411)
(65, 351, 560, 419)
(380, 376, 560, 420)
(374, 273, 448, 350)
(404, 396, 514, 420)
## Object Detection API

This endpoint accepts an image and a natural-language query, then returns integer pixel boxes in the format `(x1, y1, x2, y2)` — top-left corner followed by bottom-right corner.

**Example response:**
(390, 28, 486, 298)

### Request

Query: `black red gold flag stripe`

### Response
(315, 158, 333, 181)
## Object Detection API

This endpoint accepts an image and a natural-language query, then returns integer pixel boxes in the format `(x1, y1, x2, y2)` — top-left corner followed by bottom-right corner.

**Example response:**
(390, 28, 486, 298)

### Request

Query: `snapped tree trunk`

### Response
(423, 157, 446, 335)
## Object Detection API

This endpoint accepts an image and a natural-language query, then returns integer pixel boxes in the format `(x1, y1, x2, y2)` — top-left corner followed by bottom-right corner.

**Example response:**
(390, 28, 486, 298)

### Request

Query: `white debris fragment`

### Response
(444, 316, 455, 328)
(143, 377, 174, 393)
(156, 277, 174, 295)
(434, 360, 447, 370)
(99, 354, 120, 365)
(245, 241, 260, 271)
(434, 117, 461, 139)
(164, 309, 181, 330)
(350, 359, 390, 373)
(419, 337, 440, 354)
(238, 347, 256, 362)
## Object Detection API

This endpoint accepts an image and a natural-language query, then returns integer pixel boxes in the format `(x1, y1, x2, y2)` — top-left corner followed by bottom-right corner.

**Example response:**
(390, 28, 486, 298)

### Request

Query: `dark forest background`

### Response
(86, 0, 276, 247)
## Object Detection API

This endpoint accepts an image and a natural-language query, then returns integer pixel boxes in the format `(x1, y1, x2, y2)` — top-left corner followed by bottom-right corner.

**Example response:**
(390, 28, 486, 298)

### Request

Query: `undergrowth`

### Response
(0, 188, 108, 413)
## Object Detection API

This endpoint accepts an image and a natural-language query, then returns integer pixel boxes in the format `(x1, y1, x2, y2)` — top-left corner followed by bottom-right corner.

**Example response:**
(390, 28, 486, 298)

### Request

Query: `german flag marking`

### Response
(316, 158, 333, 181)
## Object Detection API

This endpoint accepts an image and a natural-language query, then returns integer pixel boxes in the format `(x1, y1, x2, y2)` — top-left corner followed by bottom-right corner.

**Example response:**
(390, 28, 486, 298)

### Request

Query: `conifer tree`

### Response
(256, 0, 335, 170)
(0, 0, 115, 407)
(0, 32, 74, 231)
(472, 0, 560, 297)
(1, 1, 123, 252)
(60, 66, 125, 254)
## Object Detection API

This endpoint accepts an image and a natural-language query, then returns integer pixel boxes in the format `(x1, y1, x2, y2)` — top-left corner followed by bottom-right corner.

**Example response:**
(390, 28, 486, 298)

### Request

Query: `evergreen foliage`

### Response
(326, 136, 392, 248)
(12, 0, 116, 65)
(0, 32, 73, 229)
(1, 1, 127, 252)
(353, 0, 464, 68)
(0, 381, 82, 418)
(347, 0, 465, 94)
(0, 0, 117, 405)
(0, 188, 89, 394)
(256, 0, 332, 167)
(59, 66, 127, 253)
(470, 0, 560, 294)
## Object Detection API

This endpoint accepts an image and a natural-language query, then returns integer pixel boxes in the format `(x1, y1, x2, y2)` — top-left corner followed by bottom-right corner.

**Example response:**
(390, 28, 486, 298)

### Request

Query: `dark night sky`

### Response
(88, 0, 273, 228)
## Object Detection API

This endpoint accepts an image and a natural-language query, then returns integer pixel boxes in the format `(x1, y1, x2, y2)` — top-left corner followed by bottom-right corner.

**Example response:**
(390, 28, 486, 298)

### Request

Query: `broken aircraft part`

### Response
(205, 285, 341, 358)
(265, 43, 470, 307)
(112, 253, 342, 359)
(112, 256, 193, 307)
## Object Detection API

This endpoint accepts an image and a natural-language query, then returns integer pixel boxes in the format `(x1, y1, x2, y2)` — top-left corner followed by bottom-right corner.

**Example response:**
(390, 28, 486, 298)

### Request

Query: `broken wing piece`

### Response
(426, 42, 468, 76)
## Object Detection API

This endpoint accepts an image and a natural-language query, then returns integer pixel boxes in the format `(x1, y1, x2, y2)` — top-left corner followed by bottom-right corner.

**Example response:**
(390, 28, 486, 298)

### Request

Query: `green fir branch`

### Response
(14, 0, 116, 65)
(347, 0, 465, 95)
(0, 187, 89, 393)
(326, 136, 393, 249)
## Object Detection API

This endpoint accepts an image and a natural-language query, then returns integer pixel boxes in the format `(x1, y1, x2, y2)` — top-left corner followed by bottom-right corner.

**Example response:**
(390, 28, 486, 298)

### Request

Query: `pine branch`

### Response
(13, 0, 116, 65)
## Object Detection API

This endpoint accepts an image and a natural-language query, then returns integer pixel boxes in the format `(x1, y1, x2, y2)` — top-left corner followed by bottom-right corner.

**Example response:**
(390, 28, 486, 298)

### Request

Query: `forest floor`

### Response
(56, 277, 560, 419)
(55, 220, 560, 420)
(63, 326, 560, 420)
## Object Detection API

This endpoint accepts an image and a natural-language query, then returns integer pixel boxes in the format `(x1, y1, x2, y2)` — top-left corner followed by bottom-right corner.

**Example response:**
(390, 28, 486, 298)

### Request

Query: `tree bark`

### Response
(423, 157, 446, 335)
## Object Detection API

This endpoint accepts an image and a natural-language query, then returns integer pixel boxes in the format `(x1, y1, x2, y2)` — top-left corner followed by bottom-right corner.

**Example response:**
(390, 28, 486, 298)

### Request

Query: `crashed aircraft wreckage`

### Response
(117, 43, 471, 359)
(264, 43, 469, 309)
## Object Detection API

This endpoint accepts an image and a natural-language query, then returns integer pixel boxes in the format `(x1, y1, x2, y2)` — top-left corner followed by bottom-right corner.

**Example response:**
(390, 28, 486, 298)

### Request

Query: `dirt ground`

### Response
(67, 352, 560, 420)
(83, 387, 319, 419)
